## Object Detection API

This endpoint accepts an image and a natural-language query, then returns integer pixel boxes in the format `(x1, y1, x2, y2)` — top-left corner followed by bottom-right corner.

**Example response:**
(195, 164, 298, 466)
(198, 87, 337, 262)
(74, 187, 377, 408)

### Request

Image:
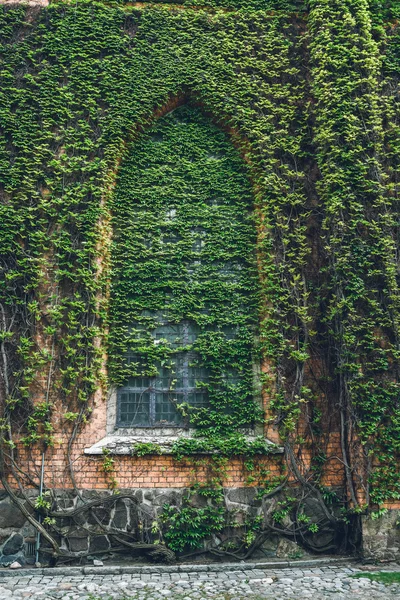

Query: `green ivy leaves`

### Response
(0, 0, 398, 508)
(309, 0, 400, 505)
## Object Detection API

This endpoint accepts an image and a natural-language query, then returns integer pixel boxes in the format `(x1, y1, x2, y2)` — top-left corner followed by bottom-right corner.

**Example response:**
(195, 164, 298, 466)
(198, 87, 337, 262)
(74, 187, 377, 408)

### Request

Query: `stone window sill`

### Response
(84, 431, 283, 456)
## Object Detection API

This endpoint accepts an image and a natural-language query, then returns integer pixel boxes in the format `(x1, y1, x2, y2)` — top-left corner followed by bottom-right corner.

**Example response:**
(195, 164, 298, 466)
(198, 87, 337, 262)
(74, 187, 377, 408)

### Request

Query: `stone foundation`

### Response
(362, 510, 400, 562)
(0, 487, 355, 566)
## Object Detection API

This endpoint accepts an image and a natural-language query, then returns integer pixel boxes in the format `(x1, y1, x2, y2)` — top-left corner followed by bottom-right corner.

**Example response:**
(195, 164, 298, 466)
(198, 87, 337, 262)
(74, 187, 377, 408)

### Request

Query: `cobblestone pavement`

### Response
(0, 563, 399, 600)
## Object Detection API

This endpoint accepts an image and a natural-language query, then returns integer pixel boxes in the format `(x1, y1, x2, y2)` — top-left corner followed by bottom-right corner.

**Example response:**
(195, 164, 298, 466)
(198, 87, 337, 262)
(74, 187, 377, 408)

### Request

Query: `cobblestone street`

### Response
(0, 561, 399, 600)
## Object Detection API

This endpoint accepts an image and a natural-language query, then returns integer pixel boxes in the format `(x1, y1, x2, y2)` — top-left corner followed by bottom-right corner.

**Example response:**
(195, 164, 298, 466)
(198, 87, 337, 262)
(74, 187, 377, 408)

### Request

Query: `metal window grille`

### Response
(117, 321, 209, 427)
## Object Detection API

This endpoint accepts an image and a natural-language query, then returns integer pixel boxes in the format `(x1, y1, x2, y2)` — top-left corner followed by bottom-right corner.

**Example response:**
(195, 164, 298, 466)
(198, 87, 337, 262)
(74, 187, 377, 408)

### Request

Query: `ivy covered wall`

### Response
(0, 0, 399, 550)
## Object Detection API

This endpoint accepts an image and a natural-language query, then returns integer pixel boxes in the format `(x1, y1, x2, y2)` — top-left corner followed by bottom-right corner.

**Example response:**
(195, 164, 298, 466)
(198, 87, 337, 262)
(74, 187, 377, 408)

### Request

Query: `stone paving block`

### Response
(0, 563, 395, 600)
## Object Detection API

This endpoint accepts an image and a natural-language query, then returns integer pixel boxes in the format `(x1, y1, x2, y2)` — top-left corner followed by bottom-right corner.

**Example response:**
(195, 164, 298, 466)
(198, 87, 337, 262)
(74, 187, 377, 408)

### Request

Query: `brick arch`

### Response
(90, 90, 280, 448)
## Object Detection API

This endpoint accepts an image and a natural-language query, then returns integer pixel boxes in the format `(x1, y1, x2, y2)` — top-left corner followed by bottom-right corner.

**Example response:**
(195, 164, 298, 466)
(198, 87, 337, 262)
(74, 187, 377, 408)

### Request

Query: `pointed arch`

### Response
(104, 97, 264, 434)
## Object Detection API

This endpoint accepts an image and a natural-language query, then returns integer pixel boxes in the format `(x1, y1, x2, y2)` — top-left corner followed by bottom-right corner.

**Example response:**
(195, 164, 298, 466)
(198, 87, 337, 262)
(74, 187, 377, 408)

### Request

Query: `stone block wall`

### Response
(362, 510, 400, 562)
(0, 487, 348, 566)
(0, 492, 37, 567)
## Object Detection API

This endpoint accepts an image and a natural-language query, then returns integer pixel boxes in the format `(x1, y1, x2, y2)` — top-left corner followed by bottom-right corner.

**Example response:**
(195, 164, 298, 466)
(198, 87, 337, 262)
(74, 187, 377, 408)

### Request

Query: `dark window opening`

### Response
(111, 105, 259, 431)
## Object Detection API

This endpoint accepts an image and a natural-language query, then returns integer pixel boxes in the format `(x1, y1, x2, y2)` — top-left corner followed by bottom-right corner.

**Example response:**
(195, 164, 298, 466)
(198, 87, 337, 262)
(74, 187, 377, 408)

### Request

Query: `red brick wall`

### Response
(7, 383, 345, 491)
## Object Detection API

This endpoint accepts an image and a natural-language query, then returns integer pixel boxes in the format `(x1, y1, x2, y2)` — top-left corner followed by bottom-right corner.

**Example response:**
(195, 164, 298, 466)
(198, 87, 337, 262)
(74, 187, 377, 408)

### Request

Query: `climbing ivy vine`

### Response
(308, 0, 400, 508)
(0, 0, 399, 560)
(118, 0, 305, 9)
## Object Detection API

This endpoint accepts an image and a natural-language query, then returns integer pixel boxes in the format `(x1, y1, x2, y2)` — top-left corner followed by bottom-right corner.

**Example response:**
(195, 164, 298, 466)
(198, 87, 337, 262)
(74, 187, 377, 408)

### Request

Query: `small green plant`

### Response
(272, 509, 288, 524)
(371, 507, 388, 520)
(35, 491, 52, 512)
(319, 487, 339, 506)
(242, 515, 263, 548)
(101, 448, 118, 490)
(272, 496, 296, 525)
(131, 442, 162, 457)
(63, 412, 79, 422)
(297, 513, 311, 525)
(160, 503, 225, 553)
(351, 572, 400, 585)
(288, 549, 304, 560)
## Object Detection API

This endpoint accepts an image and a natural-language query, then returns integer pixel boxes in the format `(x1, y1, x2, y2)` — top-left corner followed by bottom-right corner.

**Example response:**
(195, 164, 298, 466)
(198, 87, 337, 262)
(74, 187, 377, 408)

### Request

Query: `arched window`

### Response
(109, 106, 261, 431)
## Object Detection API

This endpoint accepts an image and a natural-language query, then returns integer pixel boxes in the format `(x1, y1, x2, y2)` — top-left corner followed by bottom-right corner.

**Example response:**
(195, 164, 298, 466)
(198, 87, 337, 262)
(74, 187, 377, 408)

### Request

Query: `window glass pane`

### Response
(186, 323, 200, 344)
(153, 324, 183, 348)
(174, 354, 186, 388)
(188, 365, 208, 387)
(154, 365, 174, 390)
(126, 376, 151, 389)
(162, 234, 180, 245)
(126, 354, 147, 369)
(223, 368, 240, 385)
(186, 390, 208, 409)
(117, 391, 151, 427)
(154, 392, 183, 425)
(221, 325, 238, 339)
